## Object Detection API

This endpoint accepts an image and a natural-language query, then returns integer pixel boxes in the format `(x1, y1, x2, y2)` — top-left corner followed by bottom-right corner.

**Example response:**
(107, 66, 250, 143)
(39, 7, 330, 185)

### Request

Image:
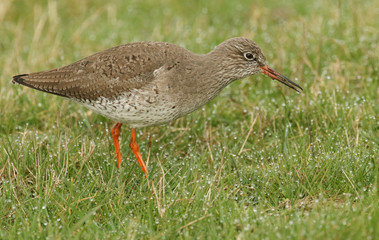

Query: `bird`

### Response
(12, 37, 302, 175)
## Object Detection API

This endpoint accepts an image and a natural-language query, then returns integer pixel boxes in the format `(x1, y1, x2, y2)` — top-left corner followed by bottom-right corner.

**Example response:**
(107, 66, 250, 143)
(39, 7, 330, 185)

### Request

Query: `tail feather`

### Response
(11, 73, 68, 98)
(12, 74, 29, 85)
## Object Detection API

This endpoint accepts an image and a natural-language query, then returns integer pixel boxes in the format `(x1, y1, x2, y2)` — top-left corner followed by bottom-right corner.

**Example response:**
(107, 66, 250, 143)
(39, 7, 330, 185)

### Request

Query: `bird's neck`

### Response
(186, 53, 240, 106)
(201, 51, 240, 87)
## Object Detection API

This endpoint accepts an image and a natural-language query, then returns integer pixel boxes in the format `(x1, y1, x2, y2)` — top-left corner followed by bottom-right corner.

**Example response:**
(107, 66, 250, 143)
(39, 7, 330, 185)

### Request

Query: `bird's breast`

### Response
(75, 85, 185, 127)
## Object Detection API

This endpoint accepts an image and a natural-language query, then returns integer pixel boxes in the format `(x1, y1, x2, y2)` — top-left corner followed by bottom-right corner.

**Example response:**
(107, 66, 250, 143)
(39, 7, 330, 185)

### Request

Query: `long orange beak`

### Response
(260, 65, 303, 93)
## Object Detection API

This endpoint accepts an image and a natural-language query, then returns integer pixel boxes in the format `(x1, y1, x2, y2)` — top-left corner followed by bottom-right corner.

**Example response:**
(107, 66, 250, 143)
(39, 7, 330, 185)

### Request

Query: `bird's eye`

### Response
(244, 52, 256, 61)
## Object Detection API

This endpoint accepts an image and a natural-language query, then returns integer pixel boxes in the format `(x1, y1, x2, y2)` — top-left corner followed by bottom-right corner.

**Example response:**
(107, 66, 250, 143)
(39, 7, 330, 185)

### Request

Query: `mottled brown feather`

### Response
(12, 42, 189, 101)
(11, 37, 304, 128)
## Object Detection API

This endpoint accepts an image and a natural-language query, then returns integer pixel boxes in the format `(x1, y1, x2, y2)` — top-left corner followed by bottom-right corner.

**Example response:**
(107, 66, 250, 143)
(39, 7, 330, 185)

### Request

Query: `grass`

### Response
(0, 0, 378, 239)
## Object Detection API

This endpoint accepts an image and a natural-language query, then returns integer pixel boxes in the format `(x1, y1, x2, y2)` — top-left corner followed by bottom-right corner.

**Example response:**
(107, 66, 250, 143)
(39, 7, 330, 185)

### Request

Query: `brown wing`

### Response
(12, 42, 180, 101)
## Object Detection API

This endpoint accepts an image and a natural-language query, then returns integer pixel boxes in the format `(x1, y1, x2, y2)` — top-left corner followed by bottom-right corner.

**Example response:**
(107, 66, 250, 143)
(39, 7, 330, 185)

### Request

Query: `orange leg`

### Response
(130, 128, 148, 175)
(111, 122, 123, 168)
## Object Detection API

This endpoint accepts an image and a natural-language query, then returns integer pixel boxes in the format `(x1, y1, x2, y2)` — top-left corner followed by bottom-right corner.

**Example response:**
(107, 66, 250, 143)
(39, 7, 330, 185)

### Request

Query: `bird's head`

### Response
(212, 37, 303, 93)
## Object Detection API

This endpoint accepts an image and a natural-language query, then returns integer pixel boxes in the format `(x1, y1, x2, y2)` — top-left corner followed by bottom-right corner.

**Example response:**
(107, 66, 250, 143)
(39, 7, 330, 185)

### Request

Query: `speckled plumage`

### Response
(12, 38, 277, 127)
(12, 37, 302, 172)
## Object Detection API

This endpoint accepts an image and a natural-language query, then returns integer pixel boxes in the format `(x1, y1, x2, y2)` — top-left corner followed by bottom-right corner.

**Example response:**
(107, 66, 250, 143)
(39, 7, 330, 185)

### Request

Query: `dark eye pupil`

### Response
(245, 53, 254, 60)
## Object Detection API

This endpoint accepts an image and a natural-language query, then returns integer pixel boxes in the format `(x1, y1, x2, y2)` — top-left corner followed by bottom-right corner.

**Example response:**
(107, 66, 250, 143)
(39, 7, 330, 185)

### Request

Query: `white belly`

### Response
(74, 89, 180, 128)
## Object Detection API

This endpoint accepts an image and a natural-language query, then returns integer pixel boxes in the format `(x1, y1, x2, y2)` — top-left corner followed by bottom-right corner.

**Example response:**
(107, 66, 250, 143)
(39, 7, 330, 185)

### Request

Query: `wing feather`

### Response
(12, 42, 179, 101)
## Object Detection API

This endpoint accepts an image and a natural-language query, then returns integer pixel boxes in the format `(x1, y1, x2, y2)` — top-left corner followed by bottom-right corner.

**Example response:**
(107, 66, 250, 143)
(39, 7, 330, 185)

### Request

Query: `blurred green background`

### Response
(0, 0, 378, 239)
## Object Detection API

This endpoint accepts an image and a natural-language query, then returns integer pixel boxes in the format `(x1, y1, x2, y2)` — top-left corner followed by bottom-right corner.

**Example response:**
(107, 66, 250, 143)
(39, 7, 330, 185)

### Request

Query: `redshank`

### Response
(12, 37, 302, 174)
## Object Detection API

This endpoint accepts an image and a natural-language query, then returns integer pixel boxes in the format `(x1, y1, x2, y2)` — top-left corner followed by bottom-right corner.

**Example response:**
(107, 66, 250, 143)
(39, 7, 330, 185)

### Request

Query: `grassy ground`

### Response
(1, 0, 378, 239)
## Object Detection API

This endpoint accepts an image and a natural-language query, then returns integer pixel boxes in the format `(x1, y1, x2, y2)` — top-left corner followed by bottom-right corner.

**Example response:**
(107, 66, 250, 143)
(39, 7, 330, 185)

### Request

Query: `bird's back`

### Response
(12, 42, 186, 101)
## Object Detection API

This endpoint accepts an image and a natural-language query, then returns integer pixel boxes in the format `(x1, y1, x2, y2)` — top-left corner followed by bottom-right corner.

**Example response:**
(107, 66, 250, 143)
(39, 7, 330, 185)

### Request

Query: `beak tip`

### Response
(261, 65, 303, 94)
